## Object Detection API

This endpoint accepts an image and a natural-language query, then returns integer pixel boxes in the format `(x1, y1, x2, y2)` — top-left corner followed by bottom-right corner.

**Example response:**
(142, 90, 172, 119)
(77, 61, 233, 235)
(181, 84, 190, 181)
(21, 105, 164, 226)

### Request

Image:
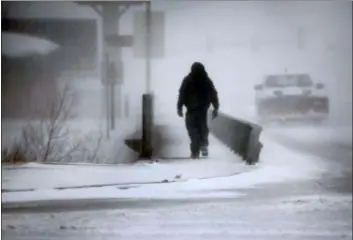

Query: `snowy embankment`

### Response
(2, 130, 328, 203)
(1, 118, 139, 164)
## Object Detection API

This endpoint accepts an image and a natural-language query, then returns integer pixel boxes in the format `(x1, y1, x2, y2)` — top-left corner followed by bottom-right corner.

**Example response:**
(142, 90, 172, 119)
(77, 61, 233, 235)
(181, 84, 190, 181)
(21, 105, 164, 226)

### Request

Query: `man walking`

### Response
(177, 62, 219, 159)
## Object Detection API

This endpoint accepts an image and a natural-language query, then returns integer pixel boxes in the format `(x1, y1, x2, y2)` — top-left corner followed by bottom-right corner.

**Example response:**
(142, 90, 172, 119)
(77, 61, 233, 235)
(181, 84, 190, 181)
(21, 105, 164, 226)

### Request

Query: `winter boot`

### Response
(190, 144, 200, 159)
(200, 146, 208, 157)
(191, 152, 200, 159)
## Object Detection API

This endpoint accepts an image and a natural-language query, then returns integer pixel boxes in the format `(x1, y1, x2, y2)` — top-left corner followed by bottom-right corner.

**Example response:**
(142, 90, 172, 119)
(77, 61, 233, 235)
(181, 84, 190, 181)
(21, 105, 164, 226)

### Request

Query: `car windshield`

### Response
(265, 74, 313, 87)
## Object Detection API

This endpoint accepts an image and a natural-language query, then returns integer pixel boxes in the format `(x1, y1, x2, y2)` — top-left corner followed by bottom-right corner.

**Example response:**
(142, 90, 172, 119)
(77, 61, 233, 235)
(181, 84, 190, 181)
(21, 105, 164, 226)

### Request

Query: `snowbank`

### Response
(2, 133, 328, 203)
(2, 157, 247, 192)
(2, 133, 245, 191)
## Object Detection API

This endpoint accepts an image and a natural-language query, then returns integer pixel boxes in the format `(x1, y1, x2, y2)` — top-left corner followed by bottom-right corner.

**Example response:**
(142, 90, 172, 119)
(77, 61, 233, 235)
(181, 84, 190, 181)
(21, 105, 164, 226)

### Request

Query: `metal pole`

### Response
(106, 85, 111, 137)
(140, 1, 153, 159)
(145, 1, 151, 93)
(111, 82, 115, 130)
(83, 2, 140, 138)
(105, 56, 110, 139)
(117, 85, 122, 118)
(125, 94, 129, 118)
(109, 7, 118, 131)
(115, 10, 122, 123)
(110, 5, 126, 129)
(102, 10, 110, 139)
(103, 5, 121, 131)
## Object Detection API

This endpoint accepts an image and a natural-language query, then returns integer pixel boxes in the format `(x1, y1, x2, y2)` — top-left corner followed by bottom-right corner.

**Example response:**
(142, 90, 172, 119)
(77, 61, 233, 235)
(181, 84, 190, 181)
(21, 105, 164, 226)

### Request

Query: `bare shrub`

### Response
(20, 82, 81, 162)
(1, 144, 28, 164)
(3, 81, 104, 164)
(73, 131, 104, 163)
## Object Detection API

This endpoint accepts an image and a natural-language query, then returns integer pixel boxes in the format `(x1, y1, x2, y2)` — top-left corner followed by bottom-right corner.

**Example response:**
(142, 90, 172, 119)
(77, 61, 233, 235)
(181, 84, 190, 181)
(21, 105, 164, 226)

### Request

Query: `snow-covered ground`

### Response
(1, 151, 247, 192)
(265, 125, 352, 148)
(3, 193, 352, 239)
(2, 107, 348, 205)
(2, 130, 329, 203)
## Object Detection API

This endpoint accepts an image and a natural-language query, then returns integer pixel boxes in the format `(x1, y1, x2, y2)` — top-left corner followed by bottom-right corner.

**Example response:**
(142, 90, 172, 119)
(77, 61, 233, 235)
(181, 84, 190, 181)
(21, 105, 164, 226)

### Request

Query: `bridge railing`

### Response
(208, 111, 263, 165)
(125, 93, 263, 164)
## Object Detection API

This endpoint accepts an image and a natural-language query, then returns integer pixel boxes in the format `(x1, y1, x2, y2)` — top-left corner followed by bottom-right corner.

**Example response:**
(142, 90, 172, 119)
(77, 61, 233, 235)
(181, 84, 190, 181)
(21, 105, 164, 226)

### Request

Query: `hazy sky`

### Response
(4, 1, 352, 125)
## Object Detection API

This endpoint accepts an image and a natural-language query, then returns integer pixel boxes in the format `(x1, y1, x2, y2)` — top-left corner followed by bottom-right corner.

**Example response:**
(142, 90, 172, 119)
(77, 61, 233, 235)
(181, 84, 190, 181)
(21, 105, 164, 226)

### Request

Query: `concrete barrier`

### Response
(125, 93, 263, 164)
(139, 94, 154, 158)
(208, 111, 263, 165)
(124, 93, 158, 160)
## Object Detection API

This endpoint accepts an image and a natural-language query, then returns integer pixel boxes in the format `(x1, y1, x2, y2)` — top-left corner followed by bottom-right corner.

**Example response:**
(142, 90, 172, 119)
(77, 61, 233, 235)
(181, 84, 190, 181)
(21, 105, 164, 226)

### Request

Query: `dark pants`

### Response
(185, 108, 209, 155)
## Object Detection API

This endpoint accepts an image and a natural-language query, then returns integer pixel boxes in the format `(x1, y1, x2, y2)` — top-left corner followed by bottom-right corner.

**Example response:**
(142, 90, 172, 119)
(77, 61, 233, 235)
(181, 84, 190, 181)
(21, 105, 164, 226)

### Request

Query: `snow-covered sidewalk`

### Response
(2, 152, 247, 192)
(2, 129, 329, 204)
(2, 123, 245, 193)
(2, 134, 250, 203)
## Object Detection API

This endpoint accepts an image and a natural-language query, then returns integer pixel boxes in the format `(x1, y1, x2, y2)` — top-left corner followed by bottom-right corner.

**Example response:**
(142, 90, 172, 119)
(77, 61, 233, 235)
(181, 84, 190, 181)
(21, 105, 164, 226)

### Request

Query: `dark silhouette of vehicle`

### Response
(254, 73, 329, 123)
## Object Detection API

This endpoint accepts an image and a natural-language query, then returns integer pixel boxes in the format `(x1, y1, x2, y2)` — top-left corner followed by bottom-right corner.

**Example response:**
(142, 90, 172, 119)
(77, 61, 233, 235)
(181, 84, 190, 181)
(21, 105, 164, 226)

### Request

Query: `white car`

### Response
(254, 74, 329, 123)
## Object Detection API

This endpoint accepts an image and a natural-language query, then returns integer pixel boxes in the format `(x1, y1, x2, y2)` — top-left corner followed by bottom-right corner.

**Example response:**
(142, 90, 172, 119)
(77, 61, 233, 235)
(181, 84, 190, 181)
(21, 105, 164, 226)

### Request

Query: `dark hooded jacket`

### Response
(177, 62, 219, 112)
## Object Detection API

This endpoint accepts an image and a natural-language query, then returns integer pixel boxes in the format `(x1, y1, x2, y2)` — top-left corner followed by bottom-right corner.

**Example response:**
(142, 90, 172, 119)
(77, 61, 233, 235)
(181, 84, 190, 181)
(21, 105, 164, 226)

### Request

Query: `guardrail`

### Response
(208, 111, 263, 165)
(125, 93, 263, 164)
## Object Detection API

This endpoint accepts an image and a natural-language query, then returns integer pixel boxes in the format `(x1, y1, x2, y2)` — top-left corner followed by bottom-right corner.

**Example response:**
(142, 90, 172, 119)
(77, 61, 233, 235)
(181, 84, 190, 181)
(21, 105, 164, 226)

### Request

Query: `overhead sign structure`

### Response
(76, 1, 154, 137)
(133, 11, 165, 59)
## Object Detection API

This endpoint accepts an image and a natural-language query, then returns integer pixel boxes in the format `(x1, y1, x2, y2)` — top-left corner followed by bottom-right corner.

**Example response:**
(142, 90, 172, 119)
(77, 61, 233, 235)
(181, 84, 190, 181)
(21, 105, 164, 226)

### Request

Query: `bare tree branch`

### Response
(13, 81, 104, 164)
(18, 82, 80, 162)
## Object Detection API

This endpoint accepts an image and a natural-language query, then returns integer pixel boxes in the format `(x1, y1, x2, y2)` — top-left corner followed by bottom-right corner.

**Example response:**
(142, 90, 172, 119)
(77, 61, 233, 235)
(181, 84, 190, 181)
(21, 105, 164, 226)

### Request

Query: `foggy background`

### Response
(147, 1, 352, 124)
(2, 2, 352, 238)
(2, 1, 352, 154)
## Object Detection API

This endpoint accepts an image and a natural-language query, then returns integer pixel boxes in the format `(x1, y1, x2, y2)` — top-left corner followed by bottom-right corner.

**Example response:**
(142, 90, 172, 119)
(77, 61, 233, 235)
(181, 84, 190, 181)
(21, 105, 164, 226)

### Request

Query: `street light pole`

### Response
(76, 1, 151, 139)
(145, 1, 151, 93)
(101, 5, 127, 133)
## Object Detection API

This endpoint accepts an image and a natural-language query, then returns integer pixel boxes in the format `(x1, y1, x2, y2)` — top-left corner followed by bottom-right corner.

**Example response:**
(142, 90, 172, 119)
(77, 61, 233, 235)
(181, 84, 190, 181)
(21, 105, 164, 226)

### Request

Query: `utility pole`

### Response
(103, 54, 110, 139)
(145, 1, 152, 93)
(102, 5, 122, 132)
